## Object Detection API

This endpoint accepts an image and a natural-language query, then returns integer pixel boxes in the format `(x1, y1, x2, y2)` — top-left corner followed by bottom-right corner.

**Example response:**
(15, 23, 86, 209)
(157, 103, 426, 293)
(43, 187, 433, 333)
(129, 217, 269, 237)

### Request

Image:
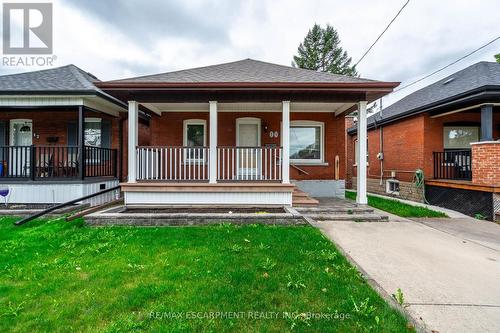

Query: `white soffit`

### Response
(142, 102, 355, 114)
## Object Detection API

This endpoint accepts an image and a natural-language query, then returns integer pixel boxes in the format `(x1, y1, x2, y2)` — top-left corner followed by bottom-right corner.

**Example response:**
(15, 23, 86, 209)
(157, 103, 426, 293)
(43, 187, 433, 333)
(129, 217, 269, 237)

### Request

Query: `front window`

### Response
(290, 121, 323, 163)
(183, 119, 206, 162)
(443, 126, 479, 150)
(84, 118, 101, 147)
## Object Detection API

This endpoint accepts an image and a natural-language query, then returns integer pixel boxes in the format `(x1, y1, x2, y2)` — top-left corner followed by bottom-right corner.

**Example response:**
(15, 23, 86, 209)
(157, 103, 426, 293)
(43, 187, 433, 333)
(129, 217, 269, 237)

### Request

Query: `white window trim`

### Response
(289, 120, 324, 165)
(183, 119, 207, 163)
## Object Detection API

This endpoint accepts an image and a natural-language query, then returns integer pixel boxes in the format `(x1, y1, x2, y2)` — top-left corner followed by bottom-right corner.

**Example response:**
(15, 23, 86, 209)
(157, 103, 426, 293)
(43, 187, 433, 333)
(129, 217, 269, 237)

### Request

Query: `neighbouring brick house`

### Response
(347, 61, 500, 221)
(0, 65, 150, 205)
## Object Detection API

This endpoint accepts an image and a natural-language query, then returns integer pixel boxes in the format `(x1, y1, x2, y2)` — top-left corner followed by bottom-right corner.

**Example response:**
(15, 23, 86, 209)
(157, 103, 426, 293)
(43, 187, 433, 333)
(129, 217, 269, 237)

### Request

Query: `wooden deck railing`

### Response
(433, 150, 472, 180)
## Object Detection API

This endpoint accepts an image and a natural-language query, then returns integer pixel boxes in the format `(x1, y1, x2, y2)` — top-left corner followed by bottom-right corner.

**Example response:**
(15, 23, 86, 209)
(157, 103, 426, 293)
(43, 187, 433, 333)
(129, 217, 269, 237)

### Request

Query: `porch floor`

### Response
(426, 179, 500, 193)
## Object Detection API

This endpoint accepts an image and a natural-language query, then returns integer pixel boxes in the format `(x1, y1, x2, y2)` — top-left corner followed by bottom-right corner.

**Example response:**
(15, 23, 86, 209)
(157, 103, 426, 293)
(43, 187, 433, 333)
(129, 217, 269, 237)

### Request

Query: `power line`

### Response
(355, 0, 410, 67)
(395, 35, 500, 91)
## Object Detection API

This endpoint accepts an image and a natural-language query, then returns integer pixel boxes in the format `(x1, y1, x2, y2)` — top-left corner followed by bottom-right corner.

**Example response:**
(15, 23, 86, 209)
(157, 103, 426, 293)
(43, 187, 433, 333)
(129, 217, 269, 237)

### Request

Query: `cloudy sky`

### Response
(1, 0, 499, 107)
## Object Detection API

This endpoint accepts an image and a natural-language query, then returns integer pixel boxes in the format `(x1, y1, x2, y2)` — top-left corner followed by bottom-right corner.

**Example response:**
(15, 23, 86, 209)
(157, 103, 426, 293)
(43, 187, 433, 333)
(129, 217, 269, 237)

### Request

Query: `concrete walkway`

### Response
(315, 217, 500, 333)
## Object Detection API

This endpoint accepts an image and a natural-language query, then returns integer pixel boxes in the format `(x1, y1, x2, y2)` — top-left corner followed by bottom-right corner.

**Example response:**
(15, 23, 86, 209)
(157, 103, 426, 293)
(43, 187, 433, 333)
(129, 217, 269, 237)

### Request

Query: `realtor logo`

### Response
(2, 2, 53, 54)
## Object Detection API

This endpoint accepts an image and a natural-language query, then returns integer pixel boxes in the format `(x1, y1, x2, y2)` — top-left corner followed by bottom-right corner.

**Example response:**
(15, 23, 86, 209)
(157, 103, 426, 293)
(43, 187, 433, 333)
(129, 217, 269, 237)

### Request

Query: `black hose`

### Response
(14, 185, 120, 226)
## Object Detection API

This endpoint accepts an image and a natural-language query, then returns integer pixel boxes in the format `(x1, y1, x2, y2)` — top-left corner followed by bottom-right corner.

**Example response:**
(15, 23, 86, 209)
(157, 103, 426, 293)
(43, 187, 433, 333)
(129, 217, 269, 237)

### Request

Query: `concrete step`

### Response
(292, 191, 309, 197)
(292, 197, 319, 206)
(295, 207, 374, 214)
(292, 187, 319, 207)
(307, 213, 389, 222)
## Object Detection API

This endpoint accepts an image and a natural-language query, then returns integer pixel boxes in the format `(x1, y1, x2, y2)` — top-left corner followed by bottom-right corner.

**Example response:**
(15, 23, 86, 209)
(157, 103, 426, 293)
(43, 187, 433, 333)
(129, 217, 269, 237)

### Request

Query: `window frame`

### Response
(84, 117, 102, 148)
(289, 120, 324, 165)
(443, 125, 479, 150)
(386, 179, 400, 195)
(84, 118, 103, 165)
(183, 119, 207, 163)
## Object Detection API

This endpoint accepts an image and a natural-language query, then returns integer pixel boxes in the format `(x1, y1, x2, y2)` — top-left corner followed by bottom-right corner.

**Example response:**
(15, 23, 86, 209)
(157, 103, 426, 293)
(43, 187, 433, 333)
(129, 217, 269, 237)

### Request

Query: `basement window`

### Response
(386, 179, 400, 195)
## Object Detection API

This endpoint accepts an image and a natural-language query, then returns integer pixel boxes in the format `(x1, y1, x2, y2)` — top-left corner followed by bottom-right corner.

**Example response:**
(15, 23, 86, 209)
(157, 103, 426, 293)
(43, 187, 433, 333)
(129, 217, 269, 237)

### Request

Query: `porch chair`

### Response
(58, 150, 79, 177)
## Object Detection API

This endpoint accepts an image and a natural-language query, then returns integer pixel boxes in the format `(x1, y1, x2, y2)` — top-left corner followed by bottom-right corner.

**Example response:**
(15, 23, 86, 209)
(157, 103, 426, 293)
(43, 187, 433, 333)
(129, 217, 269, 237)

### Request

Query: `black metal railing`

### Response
(0, 145, 117, 180)
(84, 146, 117, 178)
(433, 150, 472, 180)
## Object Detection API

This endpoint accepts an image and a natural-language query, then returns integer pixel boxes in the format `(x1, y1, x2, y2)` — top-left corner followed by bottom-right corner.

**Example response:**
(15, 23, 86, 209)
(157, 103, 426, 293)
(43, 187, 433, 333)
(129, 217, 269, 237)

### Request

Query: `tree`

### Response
(292, 23, 358, 76)
(495, 53, 500, 63)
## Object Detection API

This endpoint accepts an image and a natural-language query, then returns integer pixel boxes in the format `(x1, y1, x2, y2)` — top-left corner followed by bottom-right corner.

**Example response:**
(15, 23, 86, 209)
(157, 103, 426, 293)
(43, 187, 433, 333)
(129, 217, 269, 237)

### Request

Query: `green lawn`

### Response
(345, 191, 447, 218)
(0, 216, 412, 332)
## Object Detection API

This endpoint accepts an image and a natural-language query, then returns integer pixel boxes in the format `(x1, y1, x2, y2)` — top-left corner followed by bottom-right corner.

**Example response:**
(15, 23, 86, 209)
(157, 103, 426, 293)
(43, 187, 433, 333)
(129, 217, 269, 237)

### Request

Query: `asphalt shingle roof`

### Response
(0, 64, 102, 92)
(110, 58, 377, 83)
(364, 61, 500, 128)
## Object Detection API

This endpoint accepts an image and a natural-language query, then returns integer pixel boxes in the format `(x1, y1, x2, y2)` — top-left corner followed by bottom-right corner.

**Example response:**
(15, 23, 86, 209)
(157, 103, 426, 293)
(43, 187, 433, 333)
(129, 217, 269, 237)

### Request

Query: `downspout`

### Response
(379, 98, 384, 186)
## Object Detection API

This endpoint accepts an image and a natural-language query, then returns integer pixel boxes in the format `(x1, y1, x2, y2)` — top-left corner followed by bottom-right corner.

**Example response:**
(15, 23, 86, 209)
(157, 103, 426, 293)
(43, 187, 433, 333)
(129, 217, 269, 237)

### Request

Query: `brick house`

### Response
(347, 61, 500, 220)
(0, 65, 150, 205)
(97, 59, 398, 207)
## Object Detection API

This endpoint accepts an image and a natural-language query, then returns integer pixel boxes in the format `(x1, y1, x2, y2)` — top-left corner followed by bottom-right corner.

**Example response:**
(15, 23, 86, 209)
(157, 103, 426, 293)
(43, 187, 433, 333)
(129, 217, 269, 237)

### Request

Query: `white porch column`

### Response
(209, 101, 218, 184)
(282, 101, 290, 184)
(356, 101, 368, 204)
(127, 101, 138, 183)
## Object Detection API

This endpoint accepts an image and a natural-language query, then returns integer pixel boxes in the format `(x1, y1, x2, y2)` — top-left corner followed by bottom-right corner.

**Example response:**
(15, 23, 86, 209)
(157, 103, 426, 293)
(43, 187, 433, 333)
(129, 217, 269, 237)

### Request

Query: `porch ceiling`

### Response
(141, 102, 355, 116)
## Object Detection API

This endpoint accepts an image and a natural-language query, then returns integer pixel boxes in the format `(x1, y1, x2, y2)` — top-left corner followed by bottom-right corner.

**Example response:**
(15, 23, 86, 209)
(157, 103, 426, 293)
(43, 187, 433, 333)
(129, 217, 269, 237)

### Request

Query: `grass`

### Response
(0, 216, 412, 332)
(345, 191, 447, 218)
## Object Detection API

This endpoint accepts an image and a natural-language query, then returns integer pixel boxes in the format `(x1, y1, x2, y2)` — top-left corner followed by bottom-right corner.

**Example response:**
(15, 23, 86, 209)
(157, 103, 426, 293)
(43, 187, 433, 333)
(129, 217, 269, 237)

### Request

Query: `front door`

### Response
(9, 119, 32, 176)
(236, 118, 261, 179)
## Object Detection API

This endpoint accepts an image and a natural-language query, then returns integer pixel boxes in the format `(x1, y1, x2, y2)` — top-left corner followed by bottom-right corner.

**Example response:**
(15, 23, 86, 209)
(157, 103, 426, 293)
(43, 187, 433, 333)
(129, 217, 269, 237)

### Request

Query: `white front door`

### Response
(9, 120, 32, 176)
(236, 118, 261, 179)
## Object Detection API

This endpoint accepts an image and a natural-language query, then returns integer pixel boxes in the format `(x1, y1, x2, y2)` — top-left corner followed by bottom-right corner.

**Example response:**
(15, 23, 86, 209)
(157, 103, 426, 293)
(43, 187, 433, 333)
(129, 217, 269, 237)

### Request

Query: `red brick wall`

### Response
(347, 115, 425, 183)
(471, 142, 500, 186)
(149, 112, 346, 180)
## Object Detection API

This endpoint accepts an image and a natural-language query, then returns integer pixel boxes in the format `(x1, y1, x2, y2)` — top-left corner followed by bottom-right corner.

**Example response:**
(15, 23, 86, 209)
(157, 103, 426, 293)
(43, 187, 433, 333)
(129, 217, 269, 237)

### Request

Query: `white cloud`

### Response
(0, 0, 498, 106)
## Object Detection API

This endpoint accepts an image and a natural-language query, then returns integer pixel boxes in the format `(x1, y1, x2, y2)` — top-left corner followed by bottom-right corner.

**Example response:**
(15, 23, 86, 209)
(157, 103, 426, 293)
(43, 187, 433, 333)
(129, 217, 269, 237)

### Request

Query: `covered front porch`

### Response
(430, 103, 500, 182)
(123, 100, 370, 207)
(97, 59, 398, 207)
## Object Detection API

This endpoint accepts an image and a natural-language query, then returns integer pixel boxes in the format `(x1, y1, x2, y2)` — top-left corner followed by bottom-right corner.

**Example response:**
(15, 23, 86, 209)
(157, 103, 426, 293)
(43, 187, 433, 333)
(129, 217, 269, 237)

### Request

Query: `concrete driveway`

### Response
(316, 217, 500, 333)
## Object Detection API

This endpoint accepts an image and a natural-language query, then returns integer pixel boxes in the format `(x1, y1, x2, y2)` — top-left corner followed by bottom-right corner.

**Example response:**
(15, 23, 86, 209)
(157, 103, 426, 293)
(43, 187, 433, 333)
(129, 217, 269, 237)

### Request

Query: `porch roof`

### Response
(97, 59, 398, 111)
(97, 59, 397, 86)
(0, 65, 127, 113)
